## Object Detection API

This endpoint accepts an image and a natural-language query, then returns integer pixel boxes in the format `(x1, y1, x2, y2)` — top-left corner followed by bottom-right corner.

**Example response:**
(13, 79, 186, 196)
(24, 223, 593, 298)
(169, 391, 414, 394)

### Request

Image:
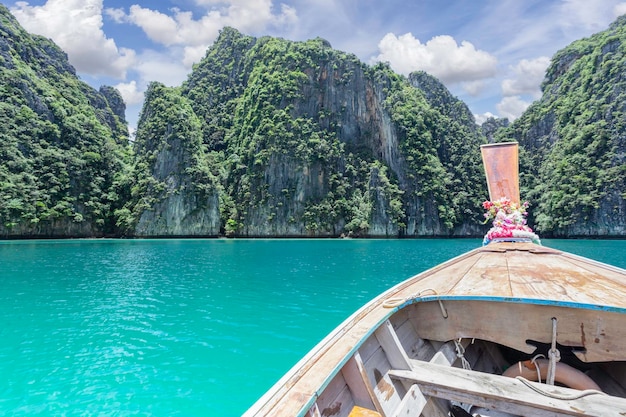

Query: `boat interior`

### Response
(303, 299, 626, 417)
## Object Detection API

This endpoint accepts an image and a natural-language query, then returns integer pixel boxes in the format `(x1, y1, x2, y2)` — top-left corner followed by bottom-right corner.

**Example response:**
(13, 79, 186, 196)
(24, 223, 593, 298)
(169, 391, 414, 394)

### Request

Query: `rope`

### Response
(530, 354, 545, 384)
(515, 376, 606, 400)
(382, 288, 438, 308)
(454, 338, 472, 370)
(546, 317, 561, 385)
(383, 289, 448, 318)
(450, 339, 473, 415)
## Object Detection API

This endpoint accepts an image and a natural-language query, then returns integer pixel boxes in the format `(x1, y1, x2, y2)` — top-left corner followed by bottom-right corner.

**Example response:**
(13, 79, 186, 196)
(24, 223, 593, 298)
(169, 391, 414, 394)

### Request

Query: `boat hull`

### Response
(244, 242, 626, 417)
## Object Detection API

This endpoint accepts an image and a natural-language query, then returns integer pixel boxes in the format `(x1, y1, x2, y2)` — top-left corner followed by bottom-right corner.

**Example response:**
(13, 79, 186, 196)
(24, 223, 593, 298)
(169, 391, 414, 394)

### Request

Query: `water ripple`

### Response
(1, 238, 622, 415)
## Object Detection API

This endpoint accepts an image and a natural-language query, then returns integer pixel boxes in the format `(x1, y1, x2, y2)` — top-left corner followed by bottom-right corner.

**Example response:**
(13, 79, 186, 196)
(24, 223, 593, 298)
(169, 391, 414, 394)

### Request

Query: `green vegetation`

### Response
(2, 3, 625, 238)
(499, 15, 626, 235)
(0, 5, 129, 237)
(178, 29, 488, 236)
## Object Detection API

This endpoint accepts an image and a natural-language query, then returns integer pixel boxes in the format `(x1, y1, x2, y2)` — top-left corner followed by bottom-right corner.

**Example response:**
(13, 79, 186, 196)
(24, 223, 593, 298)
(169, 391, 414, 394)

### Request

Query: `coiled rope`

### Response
(382, 288, 448, 318)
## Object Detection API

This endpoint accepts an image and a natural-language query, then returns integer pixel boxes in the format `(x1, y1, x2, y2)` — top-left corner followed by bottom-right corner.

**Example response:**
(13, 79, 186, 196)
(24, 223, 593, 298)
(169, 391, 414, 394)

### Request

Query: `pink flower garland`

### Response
(482, 198, 540, 245)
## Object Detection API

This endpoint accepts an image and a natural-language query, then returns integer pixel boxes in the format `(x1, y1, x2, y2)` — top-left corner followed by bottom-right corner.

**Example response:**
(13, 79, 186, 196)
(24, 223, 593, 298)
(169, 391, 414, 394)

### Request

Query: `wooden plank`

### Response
(353, 351, 388, 417)
(403, 340, 471, 417)
(505, 250, 626, 305)
(420, 401, 450, 417)
(390, 384, 427, 417)
(304, 403, 321, 417)
(395, 243, 626, 308)
(342, 355, 377, 411)
(407, 336, 437, 362)
(312, 371, 354, 417)
(389, 360, 626, 416)
(448, 253, 513, 297)
(410, 300, 626, 362)
(389, 310, 420, 356)
(426, 339, 468, 366)
(375, 320, 412, 370)
(359, 345, 402, 417)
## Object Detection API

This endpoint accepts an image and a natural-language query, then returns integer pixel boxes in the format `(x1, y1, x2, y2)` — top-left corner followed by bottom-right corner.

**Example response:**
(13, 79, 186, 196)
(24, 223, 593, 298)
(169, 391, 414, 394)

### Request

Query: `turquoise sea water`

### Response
(1, 238, 625, 416)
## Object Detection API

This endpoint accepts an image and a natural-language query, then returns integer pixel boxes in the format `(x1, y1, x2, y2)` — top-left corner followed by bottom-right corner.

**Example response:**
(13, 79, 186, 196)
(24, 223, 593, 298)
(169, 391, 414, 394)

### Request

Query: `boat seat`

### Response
(347, 405, 382, 417)
(389, 360, 626, 416)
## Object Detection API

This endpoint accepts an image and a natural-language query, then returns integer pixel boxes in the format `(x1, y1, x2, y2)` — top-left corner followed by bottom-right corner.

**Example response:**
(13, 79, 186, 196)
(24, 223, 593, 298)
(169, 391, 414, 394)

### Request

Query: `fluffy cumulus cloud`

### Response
(372, 32, 497, 94)
(496, 96, 531, 121)
(10, 0, 135, 79)
(495, 56, 550, 120)
(114, 80, 144, 106)
(107, 0, 297, 68)
(501, 57, 550, 97)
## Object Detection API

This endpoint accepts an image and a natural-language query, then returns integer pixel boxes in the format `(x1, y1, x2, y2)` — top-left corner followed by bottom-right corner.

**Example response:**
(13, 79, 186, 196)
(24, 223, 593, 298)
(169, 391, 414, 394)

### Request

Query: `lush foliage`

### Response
(6, 6, 625, 238)
(498, 15, 626, 235)
(177, 29, 489, 236)
(0, 5, 130, 237)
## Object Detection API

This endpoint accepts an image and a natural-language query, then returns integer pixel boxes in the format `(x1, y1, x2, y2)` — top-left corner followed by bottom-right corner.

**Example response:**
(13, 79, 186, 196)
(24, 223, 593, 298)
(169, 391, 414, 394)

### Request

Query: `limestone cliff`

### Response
(4, 4, 625, 239)
(129, 29, 488, 237)
(128, 83, 221, 237)
(499, 15, 626, 237)
(0, 4, 129, 238)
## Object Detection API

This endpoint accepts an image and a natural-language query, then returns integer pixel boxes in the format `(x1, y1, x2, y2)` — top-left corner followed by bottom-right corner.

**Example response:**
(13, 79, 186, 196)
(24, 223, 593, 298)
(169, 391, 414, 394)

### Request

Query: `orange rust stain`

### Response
(373, 368, 395, 401)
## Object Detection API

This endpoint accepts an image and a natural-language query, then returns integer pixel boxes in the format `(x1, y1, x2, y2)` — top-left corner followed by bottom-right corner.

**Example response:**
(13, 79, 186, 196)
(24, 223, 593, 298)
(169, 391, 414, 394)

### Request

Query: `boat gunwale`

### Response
(243, 242, 626, 416)
(243, 243, 488, 416)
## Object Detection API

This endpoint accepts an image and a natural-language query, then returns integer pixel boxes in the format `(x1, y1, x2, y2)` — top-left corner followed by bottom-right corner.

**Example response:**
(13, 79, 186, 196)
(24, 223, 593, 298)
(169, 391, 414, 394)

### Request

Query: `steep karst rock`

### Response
(124, 83, 221, 237)
(3, 3, 625, 239)
(497, 15, 626, 237)
(0, 4, 130, 238)
(128, 28, 488, 237)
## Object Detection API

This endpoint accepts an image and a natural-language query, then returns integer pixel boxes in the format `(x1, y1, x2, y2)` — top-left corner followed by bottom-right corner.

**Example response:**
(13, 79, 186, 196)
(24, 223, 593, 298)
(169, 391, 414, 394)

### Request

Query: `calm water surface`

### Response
(1, 238, 624, 416)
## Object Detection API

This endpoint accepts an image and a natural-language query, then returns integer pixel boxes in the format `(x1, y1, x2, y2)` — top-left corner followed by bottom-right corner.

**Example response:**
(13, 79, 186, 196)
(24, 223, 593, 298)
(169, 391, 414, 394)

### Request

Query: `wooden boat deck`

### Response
(244, 242, 626, 417)
(389, 242, 626, 307)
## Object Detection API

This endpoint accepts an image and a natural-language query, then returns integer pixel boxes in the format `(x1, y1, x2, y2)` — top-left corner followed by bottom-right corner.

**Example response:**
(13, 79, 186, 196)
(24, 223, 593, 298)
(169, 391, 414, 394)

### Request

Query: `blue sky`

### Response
(5, 0, 626, 132)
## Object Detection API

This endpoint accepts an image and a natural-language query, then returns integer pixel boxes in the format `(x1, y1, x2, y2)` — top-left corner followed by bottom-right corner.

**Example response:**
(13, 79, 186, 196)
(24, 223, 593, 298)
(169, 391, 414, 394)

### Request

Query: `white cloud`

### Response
(114, 80, 144, 106)
(501, 57, 550, 98)
(103, 7, 126, 23)
(183, 45, 211, 68)
(275, 3, 298, 27)
(372, 32, 498, 85)
(109, 0, 297, 69)
(560, 0, 625, 33)
(615, 2, 626, 16)
(496, 96, 530, 121)
(133, 49, 191, 88)
(461, 80, 487, 96)
(11, 0, 135, 79)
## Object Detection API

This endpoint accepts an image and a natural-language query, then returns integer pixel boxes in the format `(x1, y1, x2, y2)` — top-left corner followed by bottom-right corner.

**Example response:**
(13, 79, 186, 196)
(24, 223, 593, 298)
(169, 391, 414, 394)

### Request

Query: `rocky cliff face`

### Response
(126, 83, 221, 237)
(0, 5, 129, 238)
(129, 29, 488, 237)
(3, 5, 625, 239)
(499, 15, 626, 237)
